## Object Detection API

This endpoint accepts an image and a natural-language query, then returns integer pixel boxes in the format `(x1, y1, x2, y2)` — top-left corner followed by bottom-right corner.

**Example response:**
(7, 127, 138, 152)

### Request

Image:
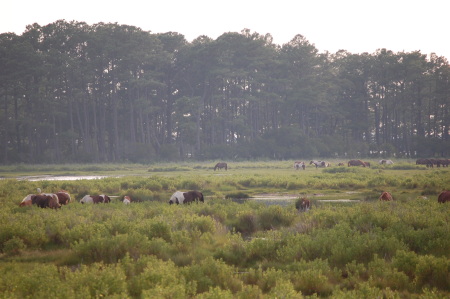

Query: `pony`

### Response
(337, 162, 345, 166)
(34, 194, 61, 209)
(363, 161, 371, 168)
(184, 190, 204, 203)
(309, 161, 328, 168)
(80, 194, 111, 204)
(379, 191, 393, 201)
(19, 194, 35, 207)
(295, 197, 311, 212)
(294, 161, 305, 170)
(416, 158, 433, 168)
(214, 162, 228, 171)
(123, 196, 131, 205)
(56, 190, 71, 205)
(348, 160, 366, 167)
(437, 191, 450, 203)
(169, 190, 204, 204)
(169, 191, 185, 205)
(379, 159, 394, 165)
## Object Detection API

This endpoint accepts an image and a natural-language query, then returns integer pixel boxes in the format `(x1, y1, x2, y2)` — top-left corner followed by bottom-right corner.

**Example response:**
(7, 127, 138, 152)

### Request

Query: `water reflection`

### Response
(17, 175, 108, 181)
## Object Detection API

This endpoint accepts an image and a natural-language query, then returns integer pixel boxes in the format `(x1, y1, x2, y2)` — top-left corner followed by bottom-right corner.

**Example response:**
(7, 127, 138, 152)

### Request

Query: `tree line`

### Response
(1, 20, 449, 163)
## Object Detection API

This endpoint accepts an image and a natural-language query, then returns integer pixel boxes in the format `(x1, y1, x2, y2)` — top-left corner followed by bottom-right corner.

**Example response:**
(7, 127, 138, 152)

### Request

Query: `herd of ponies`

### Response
(18, 160, 450, 209)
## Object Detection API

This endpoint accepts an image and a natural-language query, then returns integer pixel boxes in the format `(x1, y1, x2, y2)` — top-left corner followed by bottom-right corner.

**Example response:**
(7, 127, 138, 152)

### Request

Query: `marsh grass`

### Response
(0, 161, 449, 298)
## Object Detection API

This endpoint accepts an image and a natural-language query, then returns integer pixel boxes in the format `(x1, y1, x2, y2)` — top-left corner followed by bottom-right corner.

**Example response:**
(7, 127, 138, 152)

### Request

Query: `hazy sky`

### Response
(3, 0, 449, 59)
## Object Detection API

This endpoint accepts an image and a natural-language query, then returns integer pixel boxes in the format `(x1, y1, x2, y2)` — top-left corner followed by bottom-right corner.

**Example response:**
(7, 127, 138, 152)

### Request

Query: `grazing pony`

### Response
(169, 191, 185, 205)
(184, 190, 204, 203)
(169, 191, 204, 204)
(416, 158, 433, 168)
(19, 194, 35, 207)
(294, 161, 305, 170)
(310, 161, 328, 168)
(35, 194, 61, 209)
(348, 160, 366, 167)
(379, 159, 394, 165)
(338, 162, 345, 166)
(80, 194, 111, 204)
(295, 197, 311, 212)
(56, 190, 71, 205)
(123, 196, 131, 205)
(214, 162, 228, 171)
(363, 161, 371, 168)
(437, 191, 450, 203)
(379, 191, 394, 201)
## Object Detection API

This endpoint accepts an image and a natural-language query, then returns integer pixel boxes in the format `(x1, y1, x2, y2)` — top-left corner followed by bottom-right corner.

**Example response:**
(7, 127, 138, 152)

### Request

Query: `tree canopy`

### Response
(1, 20, 449, 163)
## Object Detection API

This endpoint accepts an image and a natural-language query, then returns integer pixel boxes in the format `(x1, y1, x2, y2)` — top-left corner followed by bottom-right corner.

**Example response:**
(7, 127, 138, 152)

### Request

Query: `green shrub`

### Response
(61, 262, 128, 297)
(257, 205, 295, 230)
(233, 211, 258, 234)
(71, 232, 151, 263)
(414, 255, 450, 290)
(3, 237, 26, 255)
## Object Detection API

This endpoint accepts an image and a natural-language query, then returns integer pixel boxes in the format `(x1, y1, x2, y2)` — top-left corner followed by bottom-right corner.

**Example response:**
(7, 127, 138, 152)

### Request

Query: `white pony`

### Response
(169, 191, 185, 205)
(379, 159, 394, 165)
(294, 161, 305, 170)
(123, 196, 131, 205)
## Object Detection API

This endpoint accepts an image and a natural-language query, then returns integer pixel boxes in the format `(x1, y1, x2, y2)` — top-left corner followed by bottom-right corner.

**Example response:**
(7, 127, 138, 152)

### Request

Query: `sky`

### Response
(3, 0, 449, 59)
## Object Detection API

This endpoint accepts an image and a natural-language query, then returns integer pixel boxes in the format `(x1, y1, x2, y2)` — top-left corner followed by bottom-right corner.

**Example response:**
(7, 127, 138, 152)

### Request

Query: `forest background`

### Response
(1, 20, 449, 164)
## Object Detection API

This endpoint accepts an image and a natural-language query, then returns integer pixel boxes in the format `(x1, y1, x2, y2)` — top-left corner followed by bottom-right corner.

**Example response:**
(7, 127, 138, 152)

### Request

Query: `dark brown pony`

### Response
(416, 158, 433, 168)
(364, 161, 371, 168)
(438, 191, 450, 203)
(348, 160, 366, 167)
(295, 197, 310, 212)
(214, 162, 227, 171)
(183, 190, 204, 203)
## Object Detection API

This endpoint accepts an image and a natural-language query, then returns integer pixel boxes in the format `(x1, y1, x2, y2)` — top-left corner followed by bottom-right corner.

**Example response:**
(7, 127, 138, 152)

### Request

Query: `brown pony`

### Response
(364, 161, 371, 168)
(379, 191, 393, 201)
(56, 190, 71, 205)
(437, 191, 450, 203)
(295, 197, 310, 211)
(348, 160, 366, 167)
(214, 162, 227, 171)
(183, 190, 204, 203)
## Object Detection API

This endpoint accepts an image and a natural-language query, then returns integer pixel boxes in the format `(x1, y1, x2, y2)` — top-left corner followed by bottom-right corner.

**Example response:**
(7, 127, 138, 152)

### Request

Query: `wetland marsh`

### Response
(0, 160, 449, 298)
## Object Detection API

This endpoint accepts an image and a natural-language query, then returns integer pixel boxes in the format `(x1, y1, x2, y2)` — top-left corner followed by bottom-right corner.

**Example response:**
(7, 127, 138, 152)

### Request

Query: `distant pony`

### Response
(169, 191, 204, 204)
(416, 158, 433, 168)
(348, 160, 366, 167)
(80, 194, 111, 204)
(379, 159, 394, 165)
(310, 160, 328, 168)
(123, 196, 131, 205)
(56, 190, 71, 205)
(294, 161, 305, 170)
(184, 190, 204, 203)
(437, 191, 450, 203)
(379, 191, 393, 201)
(363, 161, 371, 168)
(169, 191, 185, 205)
(214, 162, 228, 171)
(295, 197, 311, 212)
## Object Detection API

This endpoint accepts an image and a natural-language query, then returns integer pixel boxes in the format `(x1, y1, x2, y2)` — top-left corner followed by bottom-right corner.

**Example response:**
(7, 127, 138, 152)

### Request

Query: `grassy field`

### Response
(0, 160, 449, 298)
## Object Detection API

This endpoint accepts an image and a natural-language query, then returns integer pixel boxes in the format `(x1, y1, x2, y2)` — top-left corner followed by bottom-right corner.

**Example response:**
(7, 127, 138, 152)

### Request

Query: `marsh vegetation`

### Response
(0, 161, 449, 298)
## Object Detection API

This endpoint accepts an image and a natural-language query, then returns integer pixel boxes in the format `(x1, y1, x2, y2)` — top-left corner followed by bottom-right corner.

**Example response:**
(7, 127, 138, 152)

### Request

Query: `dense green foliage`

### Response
(1, 21, 449, 163)
(0, 162, 449, 298)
